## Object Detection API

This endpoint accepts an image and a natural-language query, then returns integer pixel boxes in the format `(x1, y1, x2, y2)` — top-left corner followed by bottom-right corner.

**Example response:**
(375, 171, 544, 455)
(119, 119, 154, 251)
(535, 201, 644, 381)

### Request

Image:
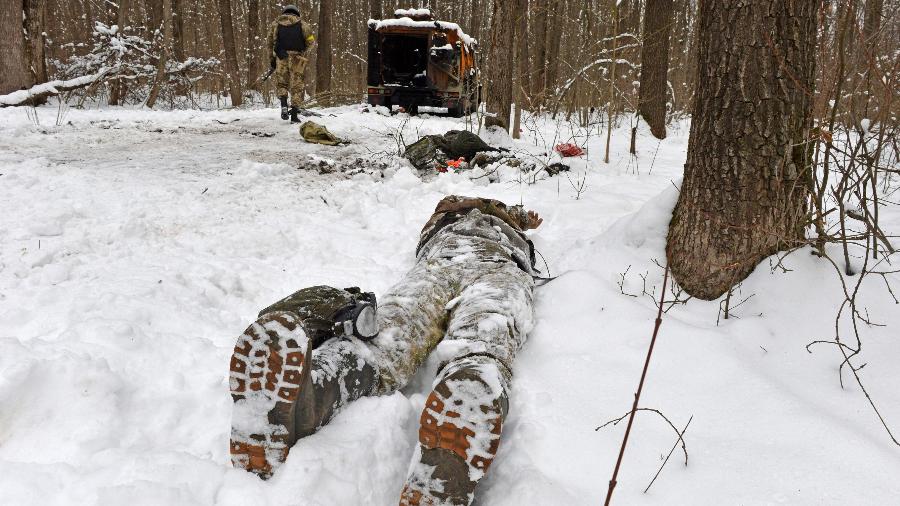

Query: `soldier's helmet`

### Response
(282, 4, 300, 15)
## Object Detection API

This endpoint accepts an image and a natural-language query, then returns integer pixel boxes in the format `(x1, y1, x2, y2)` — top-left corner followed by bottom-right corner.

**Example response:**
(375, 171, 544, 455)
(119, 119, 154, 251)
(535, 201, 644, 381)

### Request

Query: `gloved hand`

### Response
(270, 57, 276, 70)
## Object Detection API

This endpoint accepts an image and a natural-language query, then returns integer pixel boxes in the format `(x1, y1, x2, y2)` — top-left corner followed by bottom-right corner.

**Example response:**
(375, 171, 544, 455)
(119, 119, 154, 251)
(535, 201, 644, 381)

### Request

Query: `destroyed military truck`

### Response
(367, 9, 478, 116)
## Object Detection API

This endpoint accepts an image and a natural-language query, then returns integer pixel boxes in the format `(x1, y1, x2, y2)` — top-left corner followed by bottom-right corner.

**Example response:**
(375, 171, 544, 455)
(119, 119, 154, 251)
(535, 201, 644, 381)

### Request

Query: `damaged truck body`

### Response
(367, 9, 478, 117)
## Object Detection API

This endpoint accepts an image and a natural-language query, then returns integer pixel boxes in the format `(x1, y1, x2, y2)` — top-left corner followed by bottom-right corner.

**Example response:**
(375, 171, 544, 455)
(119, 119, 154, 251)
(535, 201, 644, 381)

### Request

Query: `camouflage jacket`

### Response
(416, 196, 537, 273)
(267, 14, 315, 57)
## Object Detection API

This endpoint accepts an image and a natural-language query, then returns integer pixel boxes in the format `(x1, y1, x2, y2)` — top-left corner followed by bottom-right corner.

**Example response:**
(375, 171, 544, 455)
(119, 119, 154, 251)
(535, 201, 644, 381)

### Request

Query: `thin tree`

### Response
(146, 0, 173, 108)
(217, 0, 244, 106)
(486, 0, 515, 129)
(0, 0, 30, 95)
(666, 0, 818, 300)
(246, 0, 262, 89)
(638, 0, 673, 139)
(512, 0, 529, 139)
(316, 0, 334, 98)
(24, 0, 47, 85)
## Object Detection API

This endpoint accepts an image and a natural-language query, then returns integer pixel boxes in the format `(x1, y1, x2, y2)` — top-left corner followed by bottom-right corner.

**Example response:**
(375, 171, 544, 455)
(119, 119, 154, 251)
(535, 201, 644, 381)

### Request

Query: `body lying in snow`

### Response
(229, 195, 542, 506)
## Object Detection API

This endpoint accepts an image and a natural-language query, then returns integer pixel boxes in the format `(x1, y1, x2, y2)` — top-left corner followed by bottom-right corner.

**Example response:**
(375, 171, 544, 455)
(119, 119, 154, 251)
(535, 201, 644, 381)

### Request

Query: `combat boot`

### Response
(229, 311, 378, 479)
(289, 106, 301, 123)
(279, 96, 289, 120)
(399, 358, 509, 506)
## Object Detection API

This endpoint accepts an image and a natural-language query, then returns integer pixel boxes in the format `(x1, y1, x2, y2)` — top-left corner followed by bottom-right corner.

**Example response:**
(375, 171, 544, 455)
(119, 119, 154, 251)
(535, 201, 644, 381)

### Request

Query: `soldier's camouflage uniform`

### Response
(230, 196, 538, 506)
(267, 13, 314, 107)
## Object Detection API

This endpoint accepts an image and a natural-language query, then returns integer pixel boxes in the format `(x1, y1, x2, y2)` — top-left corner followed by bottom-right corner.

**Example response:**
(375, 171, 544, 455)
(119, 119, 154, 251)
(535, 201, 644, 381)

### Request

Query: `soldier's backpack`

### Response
(257, 285, 377, 347)
(275, 21, 307, 58)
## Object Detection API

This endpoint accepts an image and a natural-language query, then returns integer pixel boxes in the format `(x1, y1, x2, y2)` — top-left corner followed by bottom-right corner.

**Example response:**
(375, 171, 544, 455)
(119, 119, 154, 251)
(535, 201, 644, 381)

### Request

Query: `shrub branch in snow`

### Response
(41, 22, 219, 107)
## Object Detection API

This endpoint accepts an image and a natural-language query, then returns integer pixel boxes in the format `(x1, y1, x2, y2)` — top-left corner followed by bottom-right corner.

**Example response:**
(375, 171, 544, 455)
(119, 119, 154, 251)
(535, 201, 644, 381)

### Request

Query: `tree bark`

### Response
(316, 0, 334, 97)
(172, 0, 186, 62)
(24, 0, 47, 84)
(146, 0, 173, 108)
(665, 0, 818, 300)
(245, 0, 261, 89)
(217, 0, 243, 106)
(0, 0, 29, 95)
(370, 0, 383, 19)
(544, 0, 563, 105)
(638, 0, 673, 139)
(486, 0, 515, 129)
(109, 0, 129, 105)
(531, 0, 549, 103)
(512, 0, 529, 139)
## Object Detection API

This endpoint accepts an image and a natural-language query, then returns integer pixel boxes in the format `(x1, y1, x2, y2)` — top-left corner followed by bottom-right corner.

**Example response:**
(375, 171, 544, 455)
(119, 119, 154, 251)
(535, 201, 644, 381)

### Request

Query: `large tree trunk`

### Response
(217, 0, 243, 106)
(665, 0, 818, 300)
(486, 0, 515, 129)
(316, 0, 334, 97)
(0, 0, 30, 95)
(638, 0, 673, 139)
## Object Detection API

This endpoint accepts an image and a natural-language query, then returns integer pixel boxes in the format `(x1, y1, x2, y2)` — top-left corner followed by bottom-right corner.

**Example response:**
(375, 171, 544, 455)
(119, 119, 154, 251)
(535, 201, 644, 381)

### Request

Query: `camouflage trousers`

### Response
(275, 51, 308, 107)
(370, 258, 534, 396)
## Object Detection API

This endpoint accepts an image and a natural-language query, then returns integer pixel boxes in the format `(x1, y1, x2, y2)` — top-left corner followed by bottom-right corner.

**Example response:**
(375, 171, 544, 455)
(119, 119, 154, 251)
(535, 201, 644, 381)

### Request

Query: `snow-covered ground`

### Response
(1, 103, 898, 506)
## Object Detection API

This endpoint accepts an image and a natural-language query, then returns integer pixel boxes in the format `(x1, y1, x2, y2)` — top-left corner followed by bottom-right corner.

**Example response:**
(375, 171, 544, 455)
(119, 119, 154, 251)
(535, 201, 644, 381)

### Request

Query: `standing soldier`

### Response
(267, 5, 315, 123)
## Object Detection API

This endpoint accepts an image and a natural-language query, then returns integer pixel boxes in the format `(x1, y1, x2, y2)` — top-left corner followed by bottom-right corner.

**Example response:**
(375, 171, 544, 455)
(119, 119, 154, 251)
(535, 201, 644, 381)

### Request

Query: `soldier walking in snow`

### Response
(229, 195, 543, 505)
(267, 5, 315, 123)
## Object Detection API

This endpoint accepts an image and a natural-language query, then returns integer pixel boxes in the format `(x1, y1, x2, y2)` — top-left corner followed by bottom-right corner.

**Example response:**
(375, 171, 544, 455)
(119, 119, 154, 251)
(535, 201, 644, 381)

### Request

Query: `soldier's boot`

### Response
(229, 311, 378, 479)
(279, 96, 289, 120)
(289, 106, 301, 124)
(399, 357, 509, 506)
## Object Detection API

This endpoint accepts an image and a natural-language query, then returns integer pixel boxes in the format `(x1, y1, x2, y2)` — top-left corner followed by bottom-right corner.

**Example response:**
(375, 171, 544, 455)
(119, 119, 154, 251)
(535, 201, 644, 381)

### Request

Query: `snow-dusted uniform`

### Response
(230, 196, 538, 505)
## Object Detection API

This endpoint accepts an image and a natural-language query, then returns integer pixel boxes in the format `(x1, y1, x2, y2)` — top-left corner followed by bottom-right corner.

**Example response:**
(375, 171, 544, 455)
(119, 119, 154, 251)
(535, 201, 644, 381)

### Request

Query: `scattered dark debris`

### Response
(239, 130, 276, 138)
(214, 119, 240, 125)
(201, 187, 208, 194)
(546, 162, 571, 175)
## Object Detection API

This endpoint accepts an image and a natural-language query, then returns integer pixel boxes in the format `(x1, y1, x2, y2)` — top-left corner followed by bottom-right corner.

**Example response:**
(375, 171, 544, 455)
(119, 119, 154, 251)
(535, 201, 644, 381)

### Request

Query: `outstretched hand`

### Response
(526, 210, 543, 230)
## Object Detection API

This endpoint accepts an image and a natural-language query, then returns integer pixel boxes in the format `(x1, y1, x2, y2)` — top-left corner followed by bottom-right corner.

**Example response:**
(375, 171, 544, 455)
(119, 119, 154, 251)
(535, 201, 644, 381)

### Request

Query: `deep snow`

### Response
(1, 103, 898, 506)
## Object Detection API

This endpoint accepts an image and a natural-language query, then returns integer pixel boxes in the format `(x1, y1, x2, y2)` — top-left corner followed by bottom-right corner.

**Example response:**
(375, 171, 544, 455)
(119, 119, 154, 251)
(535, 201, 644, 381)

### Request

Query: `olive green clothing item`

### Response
(417, 195, 536, 274)
(267, 14, 313, 106)
(299, 121, 342, 145)
(275, 53, 308, 107)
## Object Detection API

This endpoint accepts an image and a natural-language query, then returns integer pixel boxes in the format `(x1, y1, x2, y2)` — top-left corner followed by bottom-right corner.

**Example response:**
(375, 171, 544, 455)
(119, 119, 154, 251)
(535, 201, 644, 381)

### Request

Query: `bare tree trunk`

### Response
(859, 0, 883, 120)
(0, 0, 30, 95)
(638, 0, 673, 139)
(532, 0, 549, 104)
(370, 0, 383, 19)
(24, 0, 47, 85)
(316, 0, 334, 97)
(246, 0, 261, 89)
(544, 0, 563, 107)
(486, 0, 514, 129)
(109, 0, 129, 105)
(665, 0, 818, 300)
(217, 0, 244, 106)
(172, 0, 186, 62)
(146, 0, 173, 108)
(512, 0, 529, 138)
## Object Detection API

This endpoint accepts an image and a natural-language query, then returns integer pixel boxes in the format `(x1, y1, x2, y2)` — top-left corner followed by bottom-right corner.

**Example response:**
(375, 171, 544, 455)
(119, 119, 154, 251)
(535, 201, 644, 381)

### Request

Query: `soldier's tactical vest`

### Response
(275, 22, 307, 58)
(258, 285, 377, 347)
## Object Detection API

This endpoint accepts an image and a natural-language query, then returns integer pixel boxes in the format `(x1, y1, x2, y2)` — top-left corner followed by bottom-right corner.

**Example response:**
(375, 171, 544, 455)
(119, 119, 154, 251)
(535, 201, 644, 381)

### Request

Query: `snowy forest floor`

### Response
(1, 103, 899, 506)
